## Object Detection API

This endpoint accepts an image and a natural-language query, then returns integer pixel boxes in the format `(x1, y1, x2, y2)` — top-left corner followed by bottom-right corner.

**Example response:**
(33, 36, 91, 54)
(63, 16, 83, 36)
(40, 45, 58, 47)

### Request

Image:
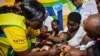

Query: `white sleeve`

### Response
(85, 41, 95, 48)
(83, 0, 98, 14)
(80, 0, 98, 23)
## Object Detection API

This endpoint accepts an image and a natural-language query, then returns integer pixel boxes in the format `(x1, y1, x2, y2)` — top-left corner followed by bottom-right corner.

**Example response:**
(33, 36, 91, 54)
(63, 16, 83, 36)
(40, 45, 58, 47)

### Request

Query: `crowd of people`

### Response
(0, 0, 100, 56)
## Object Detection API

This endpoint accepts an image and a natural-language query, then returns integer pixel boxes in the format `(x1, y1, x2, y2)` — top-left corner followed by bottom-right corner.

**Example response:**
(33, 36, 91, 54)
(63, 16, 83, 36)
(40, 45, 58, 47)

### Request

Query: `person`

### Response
(83, 13, 100, 56)
(43, 12, 53, 31)
(49, 20, 60, 37)
(60, 12, 93, 56)
(37, 25, 49, 45)
(0, 0, 57, 56)
(41, 25, 48, 34)
(64, 12, 86, 47)
(48, 32, 70, 45)
(10, 0, 23, 15)
(71, 0, 98, 23)
(96, 0, 100, 13)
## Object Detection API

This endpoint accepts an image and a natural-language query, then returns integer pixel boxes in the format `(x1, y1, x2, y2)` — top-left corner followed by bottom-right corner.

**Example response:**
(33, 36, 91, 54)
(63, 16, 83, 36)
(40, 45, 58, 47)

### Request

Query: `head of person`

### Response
(59, 32, 71, 41)
(51, 20, 59, 31)
(0, 0, 45, 30)
(10, 0, 45, 29)
(41, 25, 48, 33)
(71, 0, 83, 8)
(59, 32, 67, 39)
(67, 12, 81, 33)
(96, 0, 100, 13)
(20, 0, 45, 30)
(10, 0, 24, 14)
(83, 14, 100, 40)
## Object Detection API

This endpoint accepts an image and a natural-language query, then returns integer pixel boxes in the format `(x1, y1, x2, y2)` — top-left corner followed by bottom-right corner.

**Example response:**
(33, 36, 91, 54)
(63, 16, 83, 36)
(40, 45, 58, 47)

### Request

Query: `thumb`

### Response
(52, 45, 56, 48)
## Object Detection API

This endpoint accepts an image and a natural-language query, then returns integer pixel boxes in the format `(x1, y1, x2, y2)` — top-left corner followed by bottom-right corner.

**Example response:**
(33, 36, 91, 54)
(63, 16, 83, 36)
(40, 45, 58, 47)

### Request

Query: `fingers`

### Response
(52, 45, 57, 48)
(60, 45, 71, 52)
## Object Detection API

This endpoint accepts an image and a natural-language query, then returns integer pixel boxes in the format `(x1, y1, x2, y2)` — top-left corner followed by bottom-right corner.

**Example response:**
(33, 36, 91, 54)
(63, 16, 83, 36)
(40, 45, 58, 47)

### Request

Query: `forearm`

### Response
(28, 51, 49, 56)
(39, 33, 48, 39)
(16, 50, 49, 56)
(48, 38, 60, 43)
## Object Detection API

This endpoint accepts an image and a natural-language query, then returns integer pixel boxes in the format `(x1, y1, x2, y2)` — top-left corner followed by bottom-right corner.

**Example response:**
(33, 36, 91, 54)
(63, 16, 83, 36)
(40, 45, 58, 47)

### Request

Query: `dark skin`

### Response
(67, 20, 80, 40)
(60, 17, 93, 56)
(41, 25, 48, 33)
(83, 14, 100, 39)
(67, 18, 92, 44)
(68, 48, 86, 56)
(15, 45, 57, 56)
(96, 0, 100, 13)
(80, 34, 93, 56)
(26, 20, 49, 39)
(47, 32, 70, 44)
(8, 0, 58, 56)
(48, 20, 79, 42)
(50, 20, 59, 37)
(60, 45, 86, 56)
(61, 34, 90, 56)
(56, 20, 82, 56)
(48, 20, 80, 55)
(39, 25, 50, 40)
(17, 14, 57, 56)
(83, 14, 100, 56)
(71, 0, 83, 8)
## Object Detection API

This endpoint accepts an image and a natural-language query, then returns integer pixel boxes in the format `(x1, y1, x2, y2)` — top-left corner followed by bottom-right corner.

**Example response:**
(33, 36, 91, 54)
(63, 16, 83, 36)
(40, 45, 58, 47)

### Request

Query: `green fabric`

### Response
(7, 47, 15, 56)
(28, 39, 32, 51)
(67, 1, 76, 12)
(52, 16, 58, 20)
(31, 37, 37, 44)
(59, 0, 67, 4)
(42, 2, 58, 7)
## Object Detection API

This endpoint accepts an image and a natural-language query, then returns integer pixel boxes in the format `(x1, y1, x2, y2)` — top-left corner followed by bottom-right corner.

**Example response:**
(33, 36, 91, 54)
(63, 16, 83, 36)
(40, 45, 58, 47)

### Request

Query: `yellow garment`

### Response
(27, 27, 41, 43)
(0, 0, 15, 7)
(0, 44, 9, 56)
(0, 38, 9, 56)
(27, 27, 41, 37)
(0, 13, 27, 56)
(0, 37, 10, 46)
(27, 28, 41, 43)
(37, 0, 57, 3)
(0, 13, 26, 30)
(30, 29, 40, 37)
(3, 26, 28, 52)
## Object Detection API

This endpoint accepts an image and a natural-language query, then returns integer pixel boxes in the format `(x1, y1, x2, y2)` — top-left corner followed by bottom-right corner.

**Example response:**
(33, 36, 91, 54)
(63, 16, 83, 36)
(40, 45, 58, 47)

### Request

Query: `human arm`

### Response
(80, 34, 94, 50)
(47, 35, 62, 43)
(3, 26, 57, 56)
(28, 27, 50, 39)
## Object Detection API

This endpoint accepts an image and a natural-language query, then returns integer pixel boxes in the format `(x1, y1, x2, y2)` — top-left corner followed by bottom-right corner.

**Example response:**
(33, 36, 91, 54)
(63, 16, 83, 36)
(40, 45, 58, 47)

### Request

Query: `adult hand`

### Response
(60, 45, 71, 53)
(48, 45, 57, 56)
